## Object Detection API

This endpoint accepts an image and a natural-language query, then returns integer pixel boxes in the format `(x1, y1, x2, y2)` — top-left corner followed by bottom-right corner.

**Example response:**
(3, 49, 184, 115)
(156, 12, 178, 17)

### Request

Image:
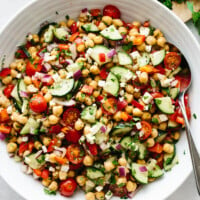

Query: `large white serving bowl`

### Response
(0, 0, 200, 199)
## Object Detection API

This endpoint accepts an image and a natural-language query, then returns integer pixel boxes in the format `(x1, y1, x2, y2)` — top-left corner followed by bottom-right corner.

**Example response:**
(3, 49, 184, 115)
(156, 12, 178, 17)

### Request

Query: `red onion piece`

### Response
(100, 125, 107, 133)
(139, 166, 147, 172)
(65, 59, 73, 65)
(41, 74, 53, 83)
(47, 43, 58, 52)
(73, 70, 82, 80)
(42, 63, 51, 72)
(116, 144, 122, 150)
(107, 49, 117, 58)
(0, 132, 6, 140)
(82, 8, 88, 13)
(35, 150, 43, 159)
(19, 91, 29, 98)
(119, 166, 126, 177)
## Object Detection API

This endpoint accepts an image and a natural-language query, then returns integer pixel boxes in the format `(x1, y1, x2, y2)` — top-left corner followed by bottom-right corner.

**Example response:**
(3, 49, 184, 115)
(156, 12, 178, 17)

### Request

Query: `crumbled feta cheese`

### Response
(7, 106, 12, 114)
(67, 71, 73, 78)
(65, 59, 73, 65)
(171, 80, 178, 87)
(44, 53, 56, 62)
(122, 70, 133, 82)
(79, 135, 85, 144)
(120, 82, 126, 87)
(136, 70, 141, 76)
(81, 104, 85, 109)
(131, 130, 136, 136)
(86, 48, 93, 55)
(119, 97, 124, 101)
(144, 105, 149, 111)
(61, 165, 69, 172)
(157, 73, 165, 80)
(52, 73, 60, 81)
(130, 51, 141, 60)
(27, 84, 38, 93)
(139, 27, 150, 36)
(45, 154, 50, 162)
(139, 130, 144, 137)
(119, 90, 125, 96)
(21, 164, 28, 173)
(85, 133, 95, 144)
(96, 186, 103, 192)
(136, 122, 142, 129)
(159, 114, 168, 122)
(145, 45, 152, 53)
(42, 145, 47, 153)
(22, 136, 28, 142)
(98, 80, 106, 87)
(142, 92, 153, 104)
(57, 132, 65, 139)
(16, 73, 22, 79)
(160, 78, 173, 87)
(100, 142, 110, 150)
(105, 190, 113, 200)
(134, 87, 140, 92)
(49, 166, 55, 172)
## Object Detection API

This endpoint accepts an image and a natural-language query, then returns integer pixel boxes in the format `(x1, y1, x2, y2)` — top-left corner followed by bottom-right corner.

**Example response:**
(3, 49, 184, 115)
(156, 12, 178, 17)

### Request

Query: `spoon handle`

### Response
(179, 94, 200, 195)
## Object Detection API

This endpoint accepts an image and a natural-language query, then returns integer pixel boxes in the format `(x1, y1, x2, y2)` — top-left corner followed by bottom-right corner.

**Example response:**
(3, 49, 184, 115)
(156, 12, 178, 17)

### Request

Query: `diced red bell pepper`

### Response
(33, 169, 42, 177)
(0, 109, 9, 122)
(117, 100, 128, 111)
(90, 8, 101, 17)
(3, 84, 15, 98)
(19, 142, 28, 155)
(55, 156, 67, 164)
(49, 124, 62, 134)
(99, 53, 106, 62)
(81, 85, 94, 95)
(69, 32, 80, 42)
(86, 142, 98, 156)
(100, 67, 108, 79)
(176, 116, 185, 125)
(0, 124, 11, 134)
(121, 112, 132, 122)
(133, 35, 145, 45)
(143, 21, 150, 27)
(0, 68, 11, 77)
(41, 169, 49, 179)
(96, 95, 104, 102)
(155, 65, 165, 75)
(148, 143, 163, 154)
(71, 22, 78, 34)
(131, 100, 144, 110)
(47, 138, 58, 153)
(58, 44, 69, 50)
(151, 92, 164, 99)
(28, 141, 34, 153)
(15, 49, 27, 59)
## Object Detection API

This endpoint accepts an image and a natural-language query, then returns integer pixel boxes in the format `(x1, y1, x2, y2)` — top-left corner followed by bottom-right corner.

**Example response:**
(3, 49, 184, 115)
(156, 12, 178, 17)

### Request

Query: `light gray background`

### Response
(0, 0, 199, 199)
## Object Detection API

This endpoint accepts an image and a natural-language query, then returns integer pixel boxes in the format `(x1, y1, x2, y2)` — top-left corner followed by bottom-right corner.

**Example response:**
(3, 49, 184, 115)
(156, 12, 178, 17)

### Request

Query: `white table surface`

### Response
(0, 0, 199, 199)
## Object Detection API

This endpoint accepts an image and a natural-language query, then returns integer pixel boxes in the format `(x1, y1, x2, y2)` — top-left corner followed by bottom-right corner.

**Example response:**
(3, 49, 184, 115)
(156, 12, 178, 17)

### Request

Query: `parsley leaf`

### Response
(44, 188, 56, 195)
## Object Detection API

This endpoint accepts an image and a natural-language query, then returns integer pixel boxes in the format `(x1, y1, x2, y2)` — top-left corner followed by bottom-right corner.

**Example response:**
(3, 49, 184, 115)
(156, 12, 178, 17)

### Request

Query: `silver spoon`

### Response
(177, 54, 200, 195)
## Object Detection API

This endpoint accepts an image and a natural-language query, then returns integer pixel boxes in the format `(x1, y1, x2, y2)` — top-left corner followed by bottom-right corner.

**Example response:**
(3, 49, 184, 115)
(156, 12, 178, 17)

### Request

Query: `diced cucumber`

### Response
(82, 23, 99, 33)
(86, 167, 104, 179)
(168, 67, 181, 78)
(38, 22, 57, 36)
(164, 144, 176, 166)
(131, 163, 148, 184)
(44, 25, 55, 43)
(54, 27, 69, 40)
(95, 131, 109, 145)
(21, 99, 29, 115)
(147, 159, 157, 171)
(150, 49, 165, 66)
(100, 25, 122, 40)
(20, 118, 40, 135)
(168, 120, 180, 128)
(90, 45, 111, 65)
(110, 66, 134, 82)
(154, 97, 174, 114)
(103, 72, 119, 96)
(67, 63, 82, 73)
(81, 105, 97, 123)
(18, 79, 26, 101)
(155, 131, 167, 143)
(136, 142, 147, 160)
(148, 165, 164, 178)
(117, 51, 133, 65)
(85, 180, 95, 192)
(72, 80, 82, 93)
(11, 84, 22, 110)
(50, 79, 74, 97)
(138, 53, 150, 67)
(25, 153, 45, 169)
(120, 136, 132, 149)
(164, 155, 178, 171)
(169, 88, 179, 99)
(111, 123, 134, 136)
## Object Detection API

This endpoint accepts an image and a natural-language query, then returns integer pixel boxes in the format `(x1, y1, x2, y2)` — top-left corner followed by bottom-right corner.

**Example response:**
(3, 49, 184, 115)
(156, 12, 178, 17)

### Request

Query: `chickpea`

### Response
(32, 34, 39, 43)
(49, 153, 56, 163)
(2, 76, 12, 85)
(42, 179, 51, 187)
(93, 36, 103, 44)
(113, 111, 122, 122)
(151, 128, 158, 138)
(67, 19, 75, 27)
(93, 90, 100, 98)
(88, 33, 96, 40)
(17, 60, 26, 71)
(148, 178, 155, 182)
(98, 22, 107, 30)
(126, 181, 137, 192)
(102, 16, 112, 25)
(164, 44, 170, 51)
(76, 175, 86, 186)
(24, 76, 32, 85)
(132, 21, 141, 27)
(10, 69, 17, 78)
(75, 119, 84, 131)
(48, 181, 58, 191)
(28, 47, 37, 58)
(137, 43, 146, 51)
(13, 122, 21, 131)
(90, 65, 100, 75)
(159, 122, 167, 131)
(124, 93, 133, 103)
(85, 39, 94, 48)
(77, 44, 85, 52)
(83, 155, 93, 166)
(104, 160, 115, 172)
(118, 26, 128, 35)
(172, 131, 180, 140)
(142, 112, 151, 121)
(67, 170, 75, 178)
(125, 106, 133, 114)
(85, 77, 92, 84)
(52, 171, 59, 179)
(132, 108, 143, 117)
(76, 92, 85, 102)
(85, 192, 95, 200)
(59, 171, 67, 181)
(82, 68, 90, 77)
(133, 91, 141, 99)
(137, 160, 146, 165)
(96, 191, 105, 200)
(153, 29, 163, 38)
(100, 116, 108, 125)
(129, 28, 139, 36)
(34, 141, 42, 150)
(105, 61, 114, 68)
(146, 36, 156, 46)
(49, 115, 59, 125)
(117, 177, 127, 185)
(138, 72, 148, 84)
(163, 143, 174, 154)
(125, 84, 134, 94)
(85, 96, 93, 105)
(94, 108, 102, 120)
(113, 19, 123, 27)
(18, 115, 28, 124)
(89, 80, 98, 89)
(146, 138, 155, 148)
(42, 137, 51, 146)
(10, 61, 17, 69)
(43, 119, 50, 127)
(43, 92, 52, 103)
(58, 69, 67, 79)
(157, 36, 166, 47)
(118, 157, 127, 166)
(7, 142, 17, 153)
(59, 21, 67, 27)
(53, 106, 63, 117)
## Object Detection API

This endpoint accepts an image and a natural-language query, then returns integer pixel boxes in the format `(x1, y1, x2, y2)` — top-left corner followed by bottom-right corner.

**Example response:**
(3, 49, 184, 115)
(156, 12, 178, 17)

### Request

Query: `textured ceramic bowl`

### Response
(0, 0, 200, 199)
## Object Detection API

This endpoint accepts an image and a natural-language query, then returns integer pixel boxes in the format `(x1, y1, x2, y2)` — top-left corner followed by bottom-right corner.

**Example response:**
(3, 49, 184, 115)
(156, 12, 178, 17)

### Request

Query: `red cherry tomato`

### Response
(47, 138, 58, 153)
(69, 163, 83, 170)
(71, 22, 78, 34)
(65, 127, 82, 143)
(102, 98, 117, 115)
(66, 144, 84, 164)
(19, 142, 28, 155)
(0, 124, 11, 134)
(131, 100, 144, 110)
(100, 67, 108, 79)
(103, 5, 121, 19)
(148, 143, 163, 154)
(164, 52, 181, 70)
(139, 121, 152, 140)
(81, 85, 94, 95)
(49, 124, 62, 134)
(63, 108, 80, 127)
(15, 49, 27, 59)
(117, 100, 128, 110)
(175, 75, 191, 92)
(3, 84, 15, 98)
(28, 141, 34, 152)
(41, 169, 49, 179)
(29, 94, 47, 113)
(0, 68, 11, 77)
(86, 142, 98, 156)
(155, 65, 165, 74)
(59, 178, 77, 197)
(133, 35, 146, 45)
(90, 8, 101, 17)
(151, 92, 164, 99)
(143, 21, 150, 27)
(26, 60, 42, 76)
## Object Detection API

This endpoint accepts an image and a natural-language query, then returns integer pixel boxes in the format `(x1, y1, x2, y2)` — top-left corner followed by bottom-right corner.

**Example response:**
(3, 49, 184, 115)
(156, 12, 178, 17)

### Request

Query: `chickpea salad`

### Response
(0, 4, 191, 200)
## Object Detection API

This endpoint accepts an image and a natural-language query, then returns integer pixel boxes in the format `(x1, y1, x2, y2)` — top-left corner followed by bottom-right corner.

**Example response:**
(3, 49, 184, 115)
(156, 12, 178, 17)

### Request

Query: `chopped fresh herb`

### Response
(193, 113, 197, 119)
(122, 42, 133, 51)
(112, 160, 118, 165)
(44, 188, 56, 195)
(158, 0, 172, 9)
(149, 26, 156, 35)
(156, 99, 162, 104)
(118, 183, 125, 187)
(65, 15, 69, 20)
(55, 11, 59, 15)
(183, 150, 186, 155)
(110, 174, 116, 184)
(143, 96, 148, 100)
(152, 118, 159, 124)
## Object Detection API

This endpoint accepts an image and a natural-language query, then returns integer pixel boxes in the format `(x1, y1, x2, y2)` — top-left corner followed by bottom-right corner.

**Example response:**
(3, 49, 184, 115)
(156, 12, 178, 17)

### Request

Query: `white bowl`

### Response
(0, 0, 200, 199)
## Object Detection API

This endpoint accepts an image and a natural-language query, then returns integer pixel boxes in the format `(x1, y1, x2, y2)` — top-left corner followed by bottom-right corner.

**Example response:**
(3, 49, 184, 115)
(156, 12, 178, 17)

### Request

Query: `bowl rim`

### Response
(0, 0, 199, 199)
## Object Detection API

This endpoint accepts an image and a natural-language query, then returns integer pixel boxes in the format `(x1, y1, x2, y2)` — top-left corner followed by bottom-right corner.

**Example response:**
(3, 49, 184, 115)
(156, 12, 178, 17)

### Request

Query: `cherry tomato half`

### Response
(26, 60, 42, 76)
(66, 144, 84, 164)
(0, 68, 11, 77)
(90, 8, 101, 17)
(60, 178, 77, 197)
(103, 5, 121, 19)
(139, 121, 152, 140)
(3, 84, 15, 98)
(64, 127, 82, 144)
(164, 52, 181, 70)
(102, 98, 117, 115)
(86, 142, 98, 156)
(29, 94, 47, 113)
(63, 108, 80, 127)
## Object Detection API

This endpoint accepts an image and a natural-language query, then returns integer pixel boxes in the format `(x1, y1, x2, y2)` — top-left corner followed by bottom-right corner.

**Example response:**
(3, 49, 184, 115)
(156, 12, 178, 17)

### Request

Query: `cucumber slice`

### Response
(164, 155, 178, 171)
(155, 131, 167, 143)
(44, 25, 55, 43)
(150, 49, 165, 66)
(154, 97, 174, 114)
(96, 131, 109, 145)
(81, 105, 97, 123)
(136, 143, 147, 160)
(110, 66, 134, 82)
(25, 153, 45, 169)
(168, 67, 181, 78)
(54, 27, 69, 40)
(90, 45, 111, 65)
(164, 144, 176, 166)
(82, 23, 99, 33)
(111, 123, 134, 136)
(50, 79, 74, 97)
(118, 51, 133, 65)
(20, 118, 40, 135)
(138, 53, 150, 67)
(67, 63, 82, 73)
(103, 72, 119, 96)
(100, 25, 122, 40)
(168, 120, 180, 128)
(11, 84, 22, 110)
(86, 167, 104, 179)
(148, 165, 164, 178)
(131, 163, 148, 184)
(72, 80, 82, 93)
(169, 88, 179, 99)
(18, 79, 26, 101)
(21, 99, 29, 115)
(120, 136, 132, 149)
(38, 22, 57, 36)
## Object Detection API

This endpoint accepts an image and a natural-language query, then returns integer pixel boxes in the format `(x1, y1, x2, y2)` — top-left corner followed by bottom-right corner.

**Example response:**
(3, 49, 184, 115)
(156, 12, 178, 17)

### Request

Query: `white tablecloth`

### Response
(0, 0, 199, 199)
